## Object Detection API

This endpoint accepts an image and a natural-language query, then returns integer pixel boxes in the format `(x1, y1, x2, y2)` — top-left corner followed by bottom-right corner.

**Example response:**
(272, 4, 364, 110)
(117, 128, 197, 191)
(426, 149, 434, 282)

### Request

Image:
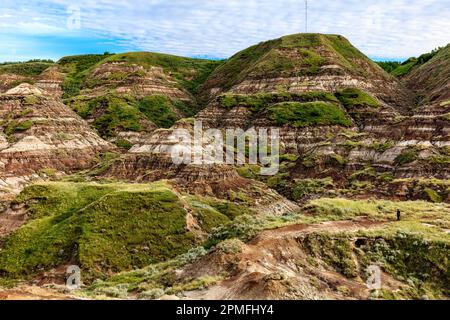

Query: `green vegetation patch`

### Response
(90, 96, 144, 137)
(203, 38, 280, 92)
(298, 48, 327, 74)
(300, 229, 449, 298)
(335, 88, 380, 109)
(423, 188, 443, 203)
(105, 52, 221, 95)
(359, 232, 450, 297)
(218, 91, 339, 112)
(67, 95, 145, 137)
(394, 148, 419, 166)
(137, 95, 179, 128)
(66, 93, 191, 136)
(292, 178, 334, 201)
(0, 182, 196, 281)
(3, 120, 34, 136)
(376, 61, 402, 73)
(301, 233, 358, 278)
(268, 102, 352, 127)
(0, 60, 54, 77)
(306, 198, 450, 222)
(59, 53, 113, 98)
(114, 139, 133, 150)
(379, 47, 445, 77)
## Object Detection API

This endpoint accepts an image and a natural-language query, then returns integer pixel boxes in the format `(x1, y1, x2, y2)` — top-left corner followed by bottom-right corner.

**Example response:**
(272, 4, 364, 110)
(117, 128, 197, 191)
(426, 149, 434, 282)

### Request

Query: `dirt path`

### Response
(185, 218, 390, 300)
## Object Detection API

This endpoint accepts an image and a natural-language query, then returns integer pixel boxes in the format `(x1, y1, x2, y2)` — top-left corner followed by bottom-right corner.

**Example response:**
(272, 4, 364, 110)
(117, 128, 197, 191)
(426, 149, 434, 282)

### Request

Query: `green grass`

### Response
(136, 95, 179, 128)
(423, 188, 443, 203)
(305, 198, 450, 223)
(218, 91, 339, 112)
(299, 228, 449, 298)
(358, 230, 450, 298)
(202, 39, 280, 93)
(0, 182, 197, 281)
(335, 88, 380, 109)
(376, 61, 402, 73)
(268, 102, 352, 127)
(186, 198, 232, 233)
(105, 52, 221, 95)
(301, 233, 358, 278)
(90, 97, 144, 137)
(391, 61, 417, 76)
(58, 53, 113, 98)
(430, 155, 450, 165)
(82, 246, 215, 299)
(0, 61, 54, 77)
(82, 195, 450, 299)
(66, 93, 193, 136)
(0, 181, 258, 282)
(3, 120, 34, 136)
(382, 46, 445, 77)
(67, 95, 147, 137)
(114, 139, 133, 150)
(202, 33, 381, 99)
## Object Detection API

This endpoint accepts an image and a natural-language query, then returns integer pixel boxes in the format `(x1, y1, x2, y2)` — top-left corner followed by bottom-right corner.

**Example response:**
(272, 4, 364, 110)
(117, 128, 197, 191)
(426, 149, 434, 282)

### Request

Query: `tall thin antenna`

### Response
(305, 0, 308, 33)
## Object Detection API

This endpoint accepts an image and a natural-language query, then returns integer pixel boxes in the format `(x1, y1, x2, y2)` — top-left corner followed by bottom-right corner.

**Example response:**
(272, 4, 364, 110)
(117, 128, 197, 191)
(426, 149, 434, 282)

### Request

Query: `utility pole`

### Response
(305, 0, 308, 33)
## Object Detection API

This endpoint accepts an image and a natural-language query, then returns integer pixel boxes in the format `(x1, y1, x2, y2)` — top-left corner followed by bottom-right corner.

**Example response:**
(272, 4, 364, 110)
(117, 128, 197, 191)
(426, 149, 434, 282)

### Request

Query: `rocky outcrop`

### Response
(194, 34, 449, 183)
(35, 66, 64, 98)
(83, 62, 193, 101)
(0, 74, 28, 93)
(0, 84, 113, 197)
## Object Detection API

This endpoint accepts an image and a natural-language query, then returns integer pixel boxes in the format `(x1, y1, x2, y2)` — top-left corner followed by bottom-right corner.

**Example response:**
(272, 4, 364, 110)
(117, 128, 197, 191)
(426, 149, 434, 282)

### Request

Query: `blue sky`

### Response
(1, 0, 449, 62)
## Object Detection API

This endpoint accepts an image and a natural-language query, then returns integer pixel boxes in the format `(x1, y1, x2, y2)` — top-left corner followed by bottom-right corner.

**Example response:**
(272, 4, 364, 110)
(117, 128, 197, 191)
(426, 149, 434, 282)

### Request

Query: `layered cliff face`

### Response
(102, 118, 299, 216)
(200, 34, 413, 111)
(0, 83, 112, 198)
(194, 34, 450, 203)
(61, 53, 220, 147)
(34, 66, 64, 98)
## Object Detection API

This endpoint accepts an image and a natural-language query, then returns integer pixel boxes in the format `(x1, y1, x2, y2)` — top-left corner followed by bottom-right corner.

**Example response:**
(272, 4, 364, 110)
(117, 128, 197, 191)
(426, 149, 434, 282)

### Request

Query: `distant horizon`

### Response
(0, 44, 431, 65)
(1, 1, 449, 64)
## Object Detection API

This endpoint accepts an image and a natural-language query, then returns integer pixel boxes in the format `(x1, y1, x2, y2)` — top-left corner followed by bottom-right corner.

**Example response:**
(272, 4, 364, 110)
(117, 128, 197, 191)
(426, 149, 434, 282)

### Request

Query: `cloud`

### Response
(0, 0, 449, 60)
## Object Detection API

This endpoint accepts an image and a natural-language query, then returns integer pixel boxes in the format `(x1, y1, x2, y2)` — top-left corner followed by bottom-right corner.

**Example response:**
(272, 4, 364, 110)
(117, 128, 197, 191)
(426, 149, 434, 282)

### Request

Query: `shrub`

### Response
(4, 120, 34, 136)
(114, 139, 133, 150)
(292, 178, 334, 201)
(138, 288, 165, 300)
(424, 188, 443, 203)
(215, 238, 245, 254)
(395, 149, 418, 166)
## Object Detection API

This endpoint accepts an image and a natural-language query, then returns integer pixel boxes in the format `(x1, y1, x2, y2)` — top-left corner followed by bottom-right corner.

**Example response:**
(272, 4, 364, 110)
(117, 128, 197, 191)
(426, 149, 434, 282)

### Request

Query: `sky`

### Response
(0, 0, 449, 62)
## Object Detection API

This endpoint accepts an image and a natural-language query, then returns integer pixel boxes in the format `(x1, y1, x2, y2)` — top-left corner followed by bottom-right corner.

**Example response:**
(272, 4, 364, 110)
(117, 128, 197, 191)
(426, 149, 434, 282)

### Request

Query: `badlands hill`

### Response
(0, 33, 449, 300)
(404, 44, 450, 105)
